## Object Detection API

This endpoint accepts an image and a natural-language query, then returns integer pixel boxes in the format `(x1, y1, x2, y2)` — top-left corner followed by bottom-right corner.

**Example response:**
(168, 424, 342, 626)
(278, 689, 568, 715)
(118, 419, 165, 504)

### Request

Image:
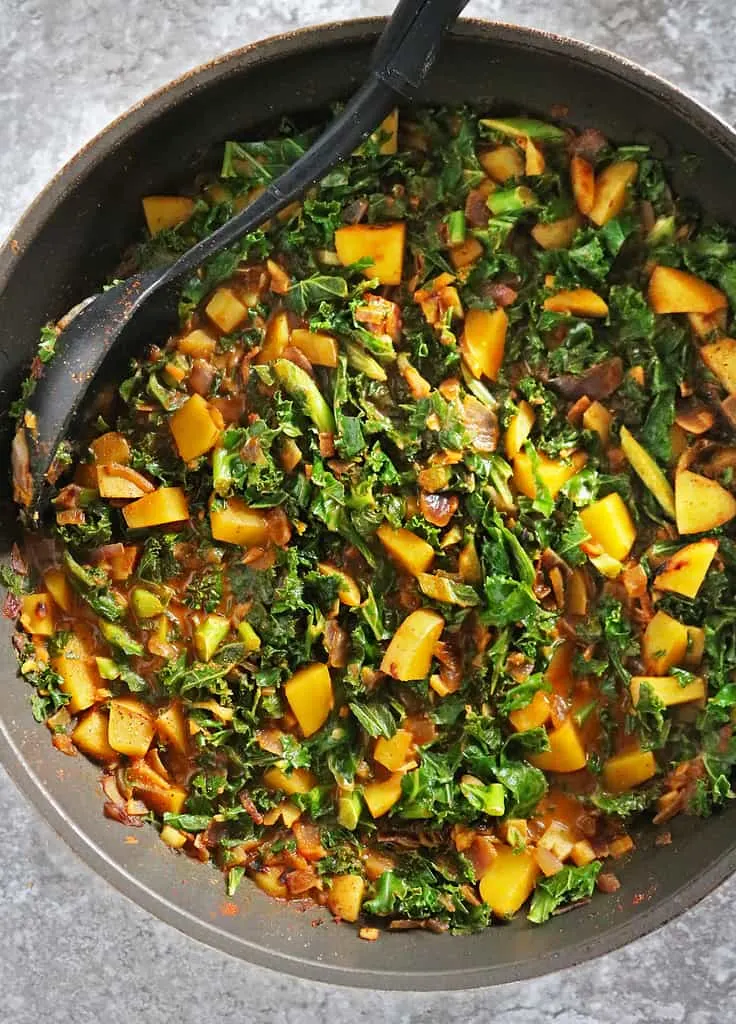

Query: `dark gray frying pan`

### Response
(0, 18, 735, 991)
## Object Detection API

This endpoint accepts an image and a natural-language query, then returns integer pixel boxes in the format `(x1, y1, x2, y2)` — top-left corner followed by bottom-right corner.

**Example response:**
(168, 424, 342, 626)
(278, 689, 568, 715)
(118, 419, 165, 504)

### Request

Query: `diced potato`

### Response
(251, 867, 289, 899)
(140, 783, 188, 816)
(291, 329, 338, 367)
(509, 689, 551, 732)
(531, 213, 581, 250)
(363, 772, 404, 818)
(155, 701, 189, 755)
(284, 663, 333, 737)
(530, 718, 587, 773)
(317, 563, 361, 606)
(72, 708, 117, 762)
(327, 875, 365, 922)
(685, 625, 706, 667)
(620, 426, 676, 519)
(160, 825, 188, 849)
(20, 593, 55, 636)
(642, 611, 689, 675)
(588, 550, 624, 579)
(479, 145, 524, 182)
(376, 523, 434, 576)
(602, 748, 657, 793)
(655, 538, 718, 598)
(108, 697, 155, 758)
(505, 400, 535, 459)
(97, 464, 151, 499)
(630, 675, 706, 707)
(588, 161, 638, 226)
(44, 568, 74, 612)
(675, 469, 736, 534)
(373, 729, 414, 771)
(582, 401, 612, 445)
(142, 195, 195, 235)
(688, 309, 727, 339)
(90, 431, 131, 465)
(513, 450, 586, 500)
(566, 567, 589, 616)
(257, 310, 291, 363)
(449, 237, 484, 270)
(52, 636, 100, 713)
(334, 223, 406, 285)
(571, 840, 597, 867)
(263, 766, 317, 795)
(543, 288, 608, 317)
(458, 538, 482, 584)
(110, 545, 138, 581)
(524, 137, 545, 176)
(205, 287, 248, 333)
(210, 497, 269, 547)
(123, 487, 189, 529)
(580, 492, 636, 561)
(461, 308, 508, 380)
(648, 265, 727, 315)
(177, 329, 217, 359)
(380, 609, 445, 681)
(700, 338, 736, 393)
(479, 846, 540, 918)
(570, 155, 595, 215)
(169, 394, 221, 462)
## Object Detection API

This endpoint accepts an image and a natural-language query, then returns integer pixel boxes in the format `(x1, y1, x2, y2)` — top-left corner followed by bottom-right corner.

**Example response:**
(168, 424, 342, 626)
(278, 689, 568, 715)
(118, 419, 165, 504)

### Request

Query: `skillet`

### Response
(1, 18, 736, 990)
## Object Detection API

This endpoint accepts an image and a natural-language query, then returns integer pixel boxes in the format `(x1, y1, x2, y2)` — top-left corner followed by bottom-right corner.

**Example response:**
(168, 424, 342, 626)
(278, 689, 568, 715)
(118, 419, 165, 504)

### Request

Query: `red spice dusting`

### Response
(220, 901, 239, 917)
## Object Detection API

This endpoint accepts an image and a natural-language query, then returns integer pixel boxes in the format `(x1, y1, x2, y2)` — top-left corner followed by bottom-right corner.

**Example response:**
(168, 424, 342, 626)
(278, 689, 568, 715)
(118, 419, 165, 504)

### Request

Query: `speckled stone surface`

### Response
(2, 1, 736, 1020)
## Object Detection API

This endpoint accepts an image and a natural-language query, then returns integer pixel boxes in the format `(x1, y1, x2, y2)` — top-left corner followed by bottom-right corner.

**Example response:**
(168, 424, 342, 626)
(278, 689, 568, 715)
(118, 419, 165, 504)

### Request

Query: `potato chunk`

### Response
(376, 524, 434, 576)
(108, 698, 155, 758)
(602, 748, 657, 793)
(284, 663, 333, 737)
(373, 729, 414, 771)
(363, 773, 404, 818)
(513, 450, 586, 500)
(479, 847, 540, 918)
(327, 875, 365, 922)
(505, 400, 535, 459)
(210, 497, 269, 547)
(648, 265, 727, 314)
(642, 611, 689, 675)
(543, 288, 608, 317)
(290, 329, 338, 367)
(380, 609, 445, 681)
(122, 487, 189, 529)
(52, 636, 100, 713)
(655, 538, 718, 598)
(142, 195, 194, 235)
(169, 394, 222, 462)
(461, 308, 508, 380)
(675, 470, 736, 534)
(72, 708, 117, 762)
(700, 338, 736, 393)
(580, 492, 636, 561)
(205, 287, 248, 333)
(588, 161, 638, 225)
(334, 223, 405, 285)
(530, 718, 587, 773)
(20, 593, 55, 636)
(630, 675, 706, 708)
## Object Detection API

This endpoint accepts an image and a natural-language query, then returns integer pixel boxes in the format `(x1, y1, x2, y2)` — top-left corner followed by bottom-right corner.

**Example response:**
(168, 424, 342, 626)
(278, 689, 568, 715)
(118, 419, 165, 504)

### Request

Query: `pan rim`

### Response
(2, 17, 736, 990)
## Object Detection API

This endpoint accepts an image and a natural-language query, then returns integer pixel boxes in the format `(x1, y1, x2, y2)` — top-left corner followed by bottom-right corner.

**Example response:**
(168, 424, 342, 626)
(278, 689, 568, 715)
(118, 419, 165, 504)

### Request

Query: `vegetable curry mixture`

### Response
(10, 107, 736, 933)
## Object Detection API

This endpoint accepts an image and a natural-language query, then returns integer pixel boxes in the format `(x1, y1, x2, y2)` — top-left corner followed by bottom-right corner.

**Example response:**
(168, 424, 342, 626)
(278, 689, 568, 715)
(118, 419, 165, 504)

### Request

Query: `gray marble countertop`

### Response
(2, 1, 736, 1021)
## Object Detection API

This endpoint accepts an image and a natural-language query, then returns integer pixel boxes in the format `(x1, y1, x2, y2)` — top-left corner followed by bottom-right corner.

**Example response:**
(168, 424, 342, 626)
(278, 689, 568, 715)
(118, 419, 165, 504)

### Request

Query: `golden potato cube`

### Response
(479, 145, 524, 182)
(602, 748, 657, 793)
(263, 766, 317, 795)
(580, 492, 636, 561)
(588, 160, 638, 226)
(380, 609, 445, 681)
(72, 708, 117, 762)
(479, 846, 540, 918)
(513, 450, 586, 500)
(648, 265, 727, 315)
(570, 155, 595, 215)
(327, 874, 365, 922)
(505, 400, 535, 459)
(373, 729, 414, 772)
(570, 839, 597, 867)
(169, 394, 221, 462)
(642, 611, 689, 675)
(543, 288, 608, 317)
(160, 825, 188, 849)
(290, 329, 338, 367)
(20, 593, 55, 636)
(509, 689, 551, 732)
(142, 195, 194, 235)
(363, 772, 404, 818)
(530, 718, 587, 773)
(317, 563, 361, 606)
(251, 866, 289, 899)
(376, 523, 434, 576)
(43, 568, 74, 613)
(90, 431, 131, 465)
(461, 308, 508, 381)
(630, 675, 706, 708)
(676, 470, 736, 535)
(257, 310, 290, 363)
(582, 401, 612, 445)
(655, 538, 718, 599)
(52, 637, 100, 713)
(108, 697, 155, 758)
(122, 486, 189, 529)
(139, 783, 188, 816)
(210, 497, 269, 547)
(284, 663, 334, 737)
(177, 329, 217, 359)
(155, 701, 189, 755)
(96, 465, 149, 499)
(334, 223, 406, 285)
(531, 213, 581, 251)
(449, 237, 484, 269)
(205, 287, 248, 333)
(700, 338, 736, 393)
